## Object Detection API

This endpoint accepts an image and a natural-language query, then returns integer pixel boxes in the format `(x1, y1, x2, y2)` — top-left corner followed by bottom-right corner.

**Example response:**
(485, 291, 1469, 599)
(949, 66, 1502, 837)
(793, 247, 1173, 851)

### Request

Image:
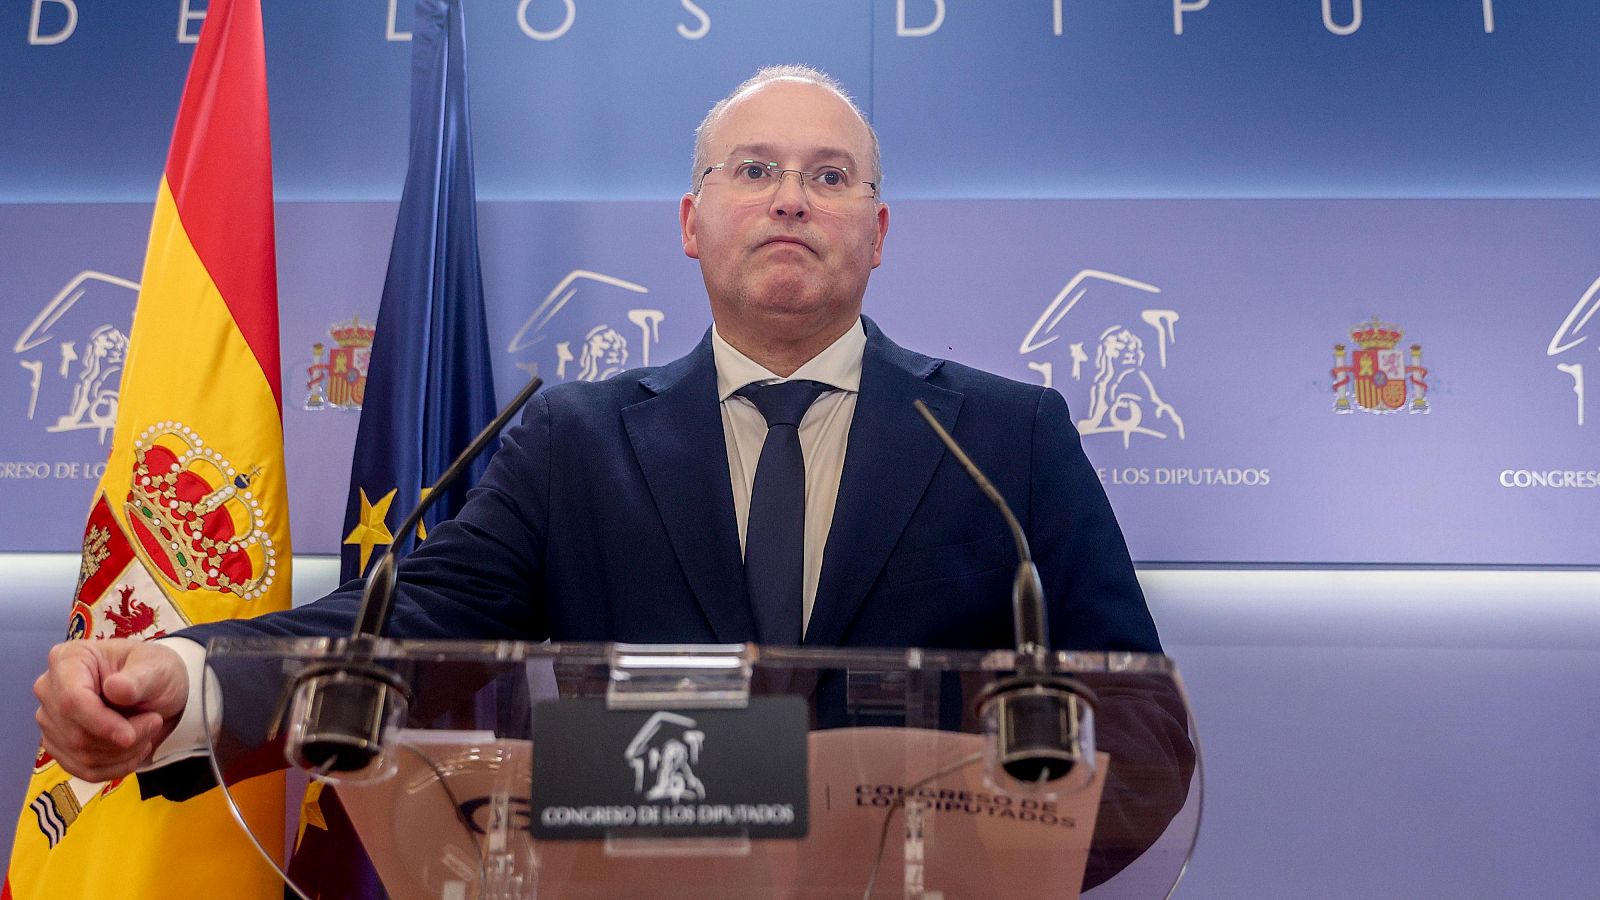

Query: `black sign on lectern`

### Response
(529, 696, 809, 840)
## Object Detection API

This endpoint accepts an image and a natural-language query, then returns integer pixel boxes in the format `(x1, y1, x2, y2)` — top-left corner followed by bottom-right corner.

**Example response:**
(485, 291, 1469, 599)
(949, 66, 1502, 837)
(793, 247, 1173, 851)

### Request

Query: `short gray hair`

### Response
(691, 64, 882, 195)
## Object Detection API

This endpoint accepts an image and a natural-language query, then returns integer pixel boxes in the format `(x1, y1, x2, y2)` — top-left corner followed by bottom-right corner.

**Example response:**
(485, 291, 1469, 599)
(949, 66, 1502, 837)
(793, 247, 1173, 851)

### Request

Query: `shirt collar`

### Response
(713, 318, 866, 401)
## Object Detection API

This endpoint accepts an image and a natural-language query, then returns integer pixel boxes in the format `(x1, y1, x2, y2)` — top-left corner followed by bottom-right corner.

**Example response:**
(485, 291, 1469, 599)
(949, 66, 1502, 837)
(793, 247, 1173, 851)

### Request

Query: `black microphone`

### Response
(912, 399, 1096, 789)
(282, 375, 544, 776)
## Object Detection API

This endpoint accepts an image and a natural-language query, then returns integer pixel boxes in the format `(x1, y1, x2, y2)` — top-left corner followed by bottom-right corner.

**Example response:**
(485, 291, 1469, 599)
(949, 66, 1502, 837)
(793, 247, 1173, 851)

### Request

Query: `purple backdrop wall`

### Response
(5, 199, 1595, 563)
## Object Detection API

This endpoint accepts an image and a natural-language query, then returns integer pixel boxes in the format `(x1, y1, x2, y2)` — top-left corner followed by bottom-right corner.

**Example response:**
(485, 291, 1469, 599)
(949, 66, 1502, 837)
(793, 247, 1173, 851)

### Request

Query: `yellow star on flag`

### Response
(295, 780, 327, 848)
(417, 486, 434, 540)
(343, 486, 397, 573)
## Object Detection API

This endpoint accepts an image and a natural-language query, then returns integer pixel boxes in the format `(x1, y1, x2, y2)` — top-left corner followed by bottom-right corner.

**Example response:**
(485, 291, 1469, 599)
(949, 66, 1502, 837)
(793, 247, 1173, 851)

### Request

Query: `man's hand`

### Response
(33, 639, 188, 783)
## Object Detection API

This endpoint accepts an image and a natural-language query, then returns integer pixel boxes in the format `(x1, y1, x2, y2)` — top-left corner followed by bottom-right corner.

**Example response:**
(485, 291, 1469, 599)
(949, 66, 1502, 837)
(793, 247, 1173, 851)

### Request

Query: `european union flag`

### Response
(290, 2, 493, 895)
(337, 0, 498, 583)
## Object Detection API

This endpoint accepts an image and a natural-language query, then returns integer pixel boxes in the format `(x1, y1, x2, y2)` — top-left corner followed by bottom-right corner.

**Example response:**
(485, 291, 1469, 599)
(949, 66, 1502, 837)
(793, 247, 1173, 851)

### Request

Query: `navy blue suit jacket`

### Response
(193, 317, 1157, 654)
(166, 321, 1185, 887)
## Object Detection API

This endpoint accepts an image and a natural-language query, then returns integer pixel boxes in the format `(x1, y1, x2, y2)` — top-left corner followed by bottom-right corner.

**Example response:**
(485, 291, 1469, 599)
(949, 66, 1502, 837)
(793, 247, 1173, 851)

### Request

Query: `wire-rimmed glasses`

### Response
(696, 157, 879, 205)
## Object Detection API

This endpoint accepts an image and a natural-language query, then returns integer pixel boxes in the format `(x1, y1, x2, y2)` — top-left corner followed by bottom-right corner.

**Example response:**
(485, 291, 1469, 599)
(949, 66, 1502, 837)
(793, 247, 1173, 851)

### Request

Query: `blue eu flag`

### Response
(295, 2, 498, 896)
(337, 0, 498, 583)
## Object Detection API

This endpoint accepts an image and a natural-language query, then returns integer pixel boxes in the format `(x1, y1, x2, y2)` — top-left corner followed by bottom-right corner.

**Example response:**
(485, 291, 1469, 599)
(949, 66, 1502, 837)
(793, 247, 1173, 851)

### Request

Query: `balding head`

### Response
(691, 65, 881, 195)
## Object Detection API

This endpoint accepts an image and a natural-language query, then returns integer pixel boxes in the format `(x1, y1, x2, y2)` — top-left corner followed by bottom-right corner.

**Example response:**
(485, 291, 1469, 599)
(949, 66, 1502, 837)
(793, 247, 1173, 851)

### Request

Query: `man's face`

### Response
(680, 80, 890, 351)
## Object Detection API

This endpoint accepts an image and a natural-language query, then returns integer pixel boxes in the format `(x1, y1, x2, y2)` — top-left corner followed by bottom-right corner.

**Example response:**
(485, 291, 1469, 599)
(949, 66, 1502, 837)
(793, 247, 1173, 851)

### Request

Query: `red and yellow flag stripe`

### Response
(7, 0, 290, 896)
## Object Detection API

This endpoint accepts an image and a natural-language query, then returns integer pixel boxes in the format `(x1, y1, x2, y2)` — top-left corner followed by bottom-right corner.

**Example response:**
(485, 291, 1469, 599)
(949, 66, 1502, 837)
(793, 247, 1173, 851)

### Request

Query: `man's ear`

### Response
(870, 202, 890, 269)
(680, 193, 701, 259)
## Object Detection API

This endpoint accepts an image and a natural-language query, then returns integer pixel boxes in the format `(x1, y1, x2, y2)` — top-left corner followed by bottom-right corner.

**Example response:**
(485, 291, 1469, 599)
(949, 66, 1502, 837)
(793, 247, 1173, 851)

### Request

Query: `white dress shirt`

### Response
(713, 319, 864, 636)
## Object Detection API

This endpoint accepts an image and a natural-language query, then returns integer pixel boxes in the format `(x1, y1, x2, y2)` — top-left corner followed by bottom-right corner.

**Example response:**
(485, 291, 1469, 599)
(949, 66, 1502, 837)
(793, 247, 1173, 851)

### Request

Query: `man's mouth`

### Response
(759, 235, 815, 253)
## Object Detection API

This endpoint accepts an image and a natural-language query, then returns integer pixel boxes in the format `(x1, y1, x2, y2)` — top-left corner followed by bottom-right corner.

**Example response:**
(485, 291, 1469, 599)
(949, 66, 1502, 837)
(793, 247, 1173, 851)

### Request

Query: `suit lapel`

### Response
(622, 331, 757, 643)
(806, 320, 962, 647)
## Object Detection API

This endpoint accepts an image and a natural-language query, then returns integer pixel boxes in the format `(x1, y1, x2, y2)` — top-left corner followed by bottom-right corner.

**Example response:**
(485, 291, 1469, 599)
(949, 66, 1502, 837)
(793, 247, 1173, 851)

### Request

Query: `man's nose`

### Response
(767, 170, 809, 220)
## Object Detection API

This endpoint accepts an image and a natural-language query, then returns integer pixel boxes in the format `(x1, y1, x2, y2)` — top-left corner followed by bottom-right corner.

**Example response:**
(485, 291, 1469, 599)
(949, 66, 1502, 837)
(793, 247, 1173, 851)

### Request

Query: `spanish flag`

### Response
(5, 0, 289, 896)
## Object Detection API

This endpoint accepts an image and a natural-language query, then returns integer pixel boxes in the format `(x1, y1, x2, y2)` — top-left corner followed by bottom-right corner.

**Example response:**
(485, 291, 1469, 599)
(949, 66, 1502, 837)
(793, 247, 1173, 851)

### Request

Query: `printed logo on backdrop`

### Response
(1330, 317, 1430, 414)
(303, 317, 376, 411)
(1019, 269, 1269, 489)
(12, 271, 137, 444)
(1548, 275, 1598, 426)
(626, 712, 707, 803)
(1497, 278, 1600, 492)
(508, 270, 663, 383)
(1019, 269, 1185, 448)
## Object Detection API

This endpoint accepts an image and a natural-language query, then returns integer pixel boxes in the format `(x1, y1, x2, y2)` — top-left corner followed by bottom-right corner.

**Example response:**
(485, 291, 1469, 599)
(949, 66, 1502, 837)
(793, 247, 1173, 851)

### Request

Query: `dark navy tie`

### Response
(737, 379, 831, 645)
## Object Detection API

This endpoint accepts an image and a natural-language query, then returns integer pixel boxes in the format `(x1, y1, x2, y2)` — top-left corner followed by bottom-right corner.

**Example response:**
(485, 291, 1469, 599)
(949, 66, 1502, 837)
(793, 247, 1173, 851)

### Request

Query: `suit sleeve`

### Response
(180, 392, 556, 646)
(1023, 389, 1197, 890)
(1026, 386, 1161, 654)
(146, 397, 558, 799)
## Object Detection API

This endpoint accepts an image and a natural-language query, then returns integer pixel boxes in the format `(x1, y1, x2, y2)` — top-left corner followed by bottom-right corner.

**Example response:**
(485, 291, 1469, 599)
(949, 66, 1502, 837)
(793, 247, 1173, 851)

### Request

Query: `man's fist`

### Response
(33, 639, 188, 783)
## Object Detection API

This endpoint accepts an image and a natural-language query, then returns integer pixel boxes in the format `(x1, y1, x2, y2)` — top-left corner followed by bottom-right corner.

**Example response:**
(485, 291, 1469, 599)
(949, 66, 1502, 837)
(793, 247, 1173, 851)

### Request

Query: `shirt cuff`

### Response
(142, 636, 219, 769)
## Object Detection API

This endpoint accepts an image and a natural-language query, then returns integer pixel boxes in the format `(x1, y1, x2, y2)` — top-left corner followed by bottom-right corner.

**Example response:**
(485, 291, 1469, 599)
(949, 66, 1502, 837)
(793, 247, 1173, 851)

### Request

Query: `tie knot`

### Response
(737, 379, 830, 429)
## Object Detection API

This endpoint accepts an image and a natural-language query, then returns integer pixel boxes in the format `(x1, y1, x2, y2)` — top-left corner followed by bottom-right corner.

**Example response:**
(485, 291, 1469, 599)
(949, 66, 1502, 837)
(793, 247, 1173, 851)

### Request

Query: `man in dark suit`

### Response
(33, 64, 1158, 784)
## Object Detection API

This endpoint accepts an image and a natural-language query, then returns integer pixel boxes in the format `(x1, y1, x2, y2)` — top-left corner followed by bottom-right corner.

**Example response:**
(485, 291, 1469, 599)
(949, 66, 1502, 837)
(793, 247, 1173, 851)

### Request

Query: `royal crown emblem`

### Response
(305, 316, 376, 410)
(1331, 316, 1430, 414)
(123, 422, 278, 599)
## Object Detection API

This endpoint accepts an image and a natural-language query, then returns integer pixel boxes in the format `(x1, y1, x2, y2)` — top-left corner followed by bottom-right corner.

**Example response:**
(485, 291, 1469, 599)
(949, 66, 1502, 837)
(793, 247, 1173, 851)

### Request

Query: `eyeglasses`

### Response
(697, 157, 879, 204)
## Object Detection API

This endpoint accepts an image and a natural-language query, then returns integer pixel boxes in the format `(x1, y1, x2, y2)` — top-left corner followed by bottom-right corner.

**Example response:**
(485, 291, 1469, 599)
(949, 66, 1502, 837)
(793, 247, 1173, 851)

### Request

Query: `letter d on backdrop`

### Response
(27, 0, 76, 45)
(897, 0, 944, 38)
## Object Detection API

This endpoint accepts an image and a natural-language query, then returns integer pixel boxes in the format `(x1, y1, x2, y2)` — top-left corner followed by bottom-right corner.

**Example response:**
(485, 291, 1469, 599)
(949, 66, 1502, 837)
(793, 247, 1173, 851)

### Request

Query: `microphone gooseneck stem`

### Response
(911, 399, 1050, 668)
(913, 397, 1093, 789)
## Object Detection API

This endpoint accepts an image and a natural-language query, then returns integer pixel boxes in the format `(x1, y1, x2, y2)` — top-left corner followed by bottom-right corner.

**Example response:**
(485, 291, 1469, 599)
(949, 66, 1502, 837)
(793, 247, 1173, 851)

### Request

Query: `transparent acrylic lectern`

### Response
(202, 639, 1200, 900)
